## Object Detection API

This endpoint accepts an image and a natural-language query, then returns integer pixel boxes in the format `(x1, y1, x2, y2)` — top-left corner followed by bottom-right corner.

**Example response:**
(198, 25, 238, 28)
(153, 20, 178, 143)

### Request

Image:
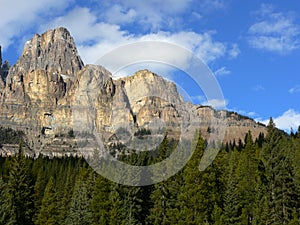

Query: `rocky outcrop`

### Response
(194, 106, 266, 143)
(0, 46, 9, 98)
(3, 27, 83, 104)
(0, 27, 266, 156)
(0, 28, 84, 153)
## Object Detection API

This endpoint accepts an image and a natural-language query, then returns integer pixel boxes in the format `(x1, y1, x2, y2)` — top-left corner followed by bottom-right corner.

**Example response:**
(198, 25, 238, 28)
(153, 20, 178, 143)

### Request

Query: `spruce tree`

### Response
(236, 131, 257, 223)
(0, 177, 13, 225)
(263, 118, 297, 224)
(91, 176, 111, 225)
(177, 134, 220, 224)
(65, 165, 94, 225)
(7, 144, 34, 225)
(108, 184, 124, 225)
(147, 137, 180, 225)
(35, 176, 58, 225)
(223, 150, 240, 224)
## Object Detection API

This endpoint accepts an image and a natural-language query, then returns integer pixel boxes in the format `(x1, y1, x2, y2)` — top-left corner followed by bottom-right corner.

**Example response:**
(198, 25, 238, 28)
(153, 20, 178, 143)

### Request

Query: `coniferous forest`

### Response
(0, 119, 300, 225)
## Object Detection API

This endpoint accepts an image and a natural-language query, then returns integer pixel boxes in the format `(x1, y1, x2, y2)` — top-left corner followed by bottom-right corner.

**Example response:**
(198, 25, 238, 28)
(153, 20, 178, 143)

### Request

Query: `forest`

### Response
(0, 118, 300, 225)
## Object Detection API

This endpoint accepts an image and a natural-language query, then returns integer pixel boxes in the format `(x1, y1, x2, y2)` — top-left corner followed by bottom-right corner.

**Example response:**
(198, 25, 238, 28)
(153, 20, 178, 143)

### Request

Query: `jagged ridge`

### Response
(0, 27, 266, 156)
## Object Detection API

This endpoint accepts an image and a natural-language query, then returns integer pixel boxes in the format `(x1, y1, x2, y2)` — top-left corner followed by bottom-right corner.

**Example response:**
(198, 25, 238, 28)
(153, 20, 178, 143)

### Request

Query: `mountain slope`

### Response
(0, 27, 266, 156)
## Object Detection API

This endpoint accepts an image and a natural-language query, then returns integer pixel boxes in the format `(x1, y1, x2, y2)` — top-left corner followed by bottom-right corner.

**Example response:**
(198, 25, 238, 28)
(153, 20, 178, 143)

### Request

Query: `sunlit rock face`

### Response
(0, 28, 266, 156)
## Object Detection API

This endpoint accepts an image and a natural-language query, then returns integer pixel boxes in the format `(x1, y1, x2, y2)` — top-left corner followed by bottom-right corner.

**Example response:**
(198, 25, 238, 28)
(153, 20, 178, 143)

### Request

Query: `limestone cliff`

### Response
(0, 27, 266, 156)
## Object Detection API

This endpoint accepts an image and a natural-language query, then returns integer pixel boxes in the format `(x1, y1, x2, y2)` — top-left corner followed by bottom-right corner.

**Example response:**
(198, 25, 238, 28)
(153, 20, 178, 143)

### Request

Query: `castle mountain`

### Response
(0, 27, 266, 156)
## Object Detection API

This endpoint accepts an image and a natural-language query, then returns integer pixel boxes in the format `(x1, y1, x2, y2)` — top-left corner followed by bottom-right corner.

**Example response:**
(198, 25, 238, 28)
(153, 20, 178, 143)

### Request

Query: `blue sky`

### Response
(1, 0, 300, 131)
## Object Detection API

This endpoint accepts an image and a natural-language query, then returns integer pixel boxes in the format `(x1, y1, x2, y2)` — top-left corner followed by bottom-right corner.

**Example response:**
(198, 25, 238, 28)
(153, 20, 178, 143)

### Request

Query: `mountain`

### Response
(0, 27, 266, 156)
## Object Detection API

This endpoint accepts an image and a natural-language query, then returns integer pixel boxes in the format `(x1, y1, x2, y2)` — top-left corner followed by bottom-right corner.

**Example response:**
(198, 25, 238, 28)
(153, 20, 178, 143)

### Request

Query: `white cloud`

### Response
(228, 43, 240, 58)
(140, 31, 227, 63)
(79, 30, 228, 70)
(0, 0, 70, 50)
(0, 0, 237, 67)
(99, 0, 192, 31)
(248, 4, 300, 54)
(104, 0, 226, 30)
(39, 7, 130, 44)
(260, 109, 300, 131)
(201, 98, 228, 109)
(289, 85, 300, 94)
(103, 4, 137, 24)
(39, 7, 231, 67)
(214, 67, 230, 76)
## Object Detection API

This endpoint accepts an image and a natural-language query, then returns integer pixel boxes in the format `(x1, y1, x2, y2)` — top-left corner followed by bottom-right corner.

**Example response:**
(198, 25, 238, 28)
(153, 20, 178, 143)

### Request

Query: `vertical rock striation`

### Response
(0, 27, 266, 156)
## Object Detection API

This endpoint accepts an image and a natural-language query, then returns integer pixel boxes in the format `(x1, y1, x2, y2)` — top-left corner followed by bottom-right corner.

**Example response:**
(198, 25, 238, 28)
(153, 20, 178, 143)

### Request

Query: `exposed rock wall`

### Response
(0, 27, 266, 156)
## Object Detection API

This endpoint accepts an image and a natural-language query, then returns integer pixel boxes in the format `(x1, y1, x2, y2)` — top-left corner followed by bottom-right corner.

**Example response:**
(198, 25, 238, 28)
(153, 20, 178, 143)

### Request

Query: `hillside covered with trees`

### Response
(0, 119, 299, 225)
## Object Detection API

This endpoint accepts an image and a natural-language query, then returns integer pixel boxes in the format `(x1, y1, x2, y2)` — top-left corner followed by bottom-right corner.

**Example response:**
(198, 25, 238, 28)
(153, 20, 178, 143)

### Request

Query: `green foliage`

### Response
(35, 177, 58, 225)
(6, 144, 35, 225)
(0, 124, 299, 225)
(91, 176, 111, 225)
(65, 167, 93, 225)
(0, 177, 12, 225)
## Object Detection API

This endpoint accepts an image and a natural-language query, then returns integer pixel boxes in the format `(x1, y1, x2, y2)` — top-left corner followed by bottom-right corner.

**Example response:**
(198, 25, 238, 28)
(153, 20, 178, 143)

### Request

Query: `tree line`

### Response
(0, 118, 299, 224)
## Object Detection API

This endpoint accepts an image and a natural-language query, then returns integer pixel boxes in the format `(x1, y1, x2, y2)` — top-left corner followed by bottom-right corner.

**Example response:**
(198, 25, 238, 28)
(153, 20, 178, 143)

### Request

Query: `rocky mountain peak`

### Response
(13, 27, 84, 76)
(3, 27, 84, 104)
(121, 69, 183, 108)
(0, 27, 267, 156)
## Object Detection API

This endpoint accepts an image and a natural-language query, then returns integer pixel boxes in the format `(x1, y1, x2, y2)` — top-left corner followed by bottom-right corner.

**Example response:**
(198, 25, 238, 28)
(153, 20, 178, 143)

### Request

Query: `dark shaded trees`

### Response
(6, 144, 34, 225)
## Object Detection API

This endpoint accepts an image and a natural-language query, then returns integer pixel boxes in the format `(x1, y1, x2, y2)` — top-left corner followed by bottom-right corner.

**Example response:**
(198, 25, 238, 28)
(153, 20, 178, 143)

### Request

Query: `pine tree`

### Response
(118, 150, 147, 225)
(177, 134, 221, 224)
(35, 176, 58, 225)
(212, 204, 225, 225)
(65, 166, 93, 225)
(223, 150, 240, 224)
(57, 158, 78, 223)
(263, 118, 297, 224)
(236, 131, 257, 223)
(108, 184, 124, 225)
(91, 175, 111, 225)
(147, 137, 180, 225)
(121, 185, 143, 225)
(7, 144, 34, 225)
(0, 177, 13, 225)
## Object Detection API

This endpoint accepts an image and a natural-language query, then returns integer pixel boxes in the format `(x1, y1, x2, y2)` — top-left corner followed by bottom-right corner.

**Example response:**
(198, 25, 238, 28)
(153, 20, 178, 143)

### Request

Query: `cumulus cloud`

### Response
(99, 0, 193, 31)
(39, 7, 131, 44)
(0, 0, 238, 81)
(260, 109, 300, 131)
(102, 4, 137, 25)
(0, 0, 70, 49)
(248, 4, 300, 54)
(40, 6, 231, 66)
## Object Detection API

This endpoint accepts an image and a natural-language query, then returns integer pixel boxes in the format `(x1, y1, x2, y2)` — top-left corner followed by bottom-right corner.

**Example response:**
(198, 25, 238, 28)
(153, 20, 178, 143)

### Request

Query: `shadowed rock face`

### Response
(0, 27, 266, 156)
(0, 46, 9, 97)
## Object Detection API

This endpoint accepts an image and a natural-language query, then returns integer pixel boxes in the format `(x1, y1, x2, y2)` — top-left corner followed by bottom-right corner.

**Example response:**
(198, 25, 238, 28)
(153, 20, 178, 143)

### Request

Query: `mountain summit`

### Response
(0, 27, 266, 156)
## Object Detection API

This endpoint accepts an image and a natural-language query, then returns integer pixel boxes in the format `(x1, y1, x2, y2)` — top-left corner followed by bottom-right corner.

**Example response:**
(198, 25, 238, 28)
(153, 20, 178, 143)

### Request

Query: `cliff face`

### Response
(0, 27, 266, 156)
(0, 27, 85, 153)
